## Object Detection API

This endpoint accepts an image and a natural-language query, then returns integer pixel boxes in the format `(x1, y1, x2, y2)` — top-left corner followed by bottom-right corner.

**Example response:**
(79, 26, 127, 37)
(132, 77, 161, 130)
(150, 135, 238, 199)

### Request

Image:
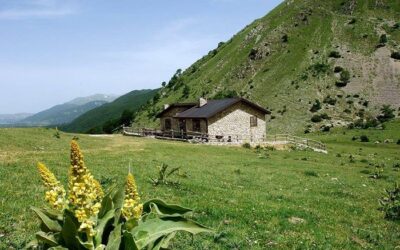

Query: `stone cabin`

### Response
(156, 97, 270, 143)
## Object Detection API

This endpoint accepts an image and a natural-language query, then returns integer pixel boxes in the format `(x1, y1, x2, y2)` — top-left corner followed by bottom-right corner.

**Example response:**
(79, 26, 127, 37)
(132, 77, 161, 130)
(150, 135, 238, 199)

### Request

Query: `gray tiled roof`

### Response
(174, 98, 270, 119)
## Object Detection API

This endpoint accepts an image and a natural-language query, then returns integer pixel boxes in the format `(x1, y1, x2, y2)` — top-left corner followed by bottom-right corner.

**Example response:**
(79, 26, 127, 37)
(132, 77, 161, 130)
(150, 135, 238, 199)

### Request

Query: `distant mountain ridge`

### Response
(0, 113, 33, 125)
(62, 89, 158, 133)
(13, 94, 118, 126)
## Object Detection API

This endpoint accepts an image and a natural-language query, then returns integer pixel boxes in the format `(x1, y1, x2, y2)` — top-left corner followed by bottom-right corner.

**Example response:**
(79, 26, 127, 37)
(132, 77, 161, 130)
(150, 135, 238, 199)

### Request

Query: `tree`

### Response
(377, 105, 395, 123)
(182, 84, 190, 98)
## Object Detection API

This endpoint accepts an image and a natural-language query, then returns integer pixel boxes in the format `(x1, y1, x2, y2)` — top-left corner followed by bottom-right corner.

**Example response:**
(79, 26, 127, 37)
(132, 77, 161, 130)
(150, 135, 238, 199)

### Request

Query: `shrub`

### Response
(53, 128, 60, 139)
(311, 115, 323, 123)
(379, 34, 388, 44)
(391, 52, 400, 60)
(27, 141, 211, 249)
(380, 183, 400, 220)
(335, 81, 347, 87)
(334, 66, 343, 73)
(150, 163, 181, 186)
(377, 105, 395, 123)
(320, 113, 330, 120)
(304, 170, 318, 177)
(397, 139, 400, 145)
(323, 96, 337, 105)
(282, 34, 288, 43)
(309, 63, 330, 76)
(310, 99, 322, 112)
(329, 51, 341, 58)
(360, 135, 369, 142)
(340, 70, 351, 83)
(242, 142, 251, 149)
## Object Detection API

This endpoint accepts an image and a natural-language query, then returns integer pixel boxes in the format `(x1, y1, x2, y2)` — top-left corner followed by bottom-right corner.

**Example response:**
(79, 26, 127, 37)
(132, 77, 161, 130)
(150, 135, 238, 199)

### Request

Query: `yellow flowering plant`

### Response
(26, 140, 212, 250)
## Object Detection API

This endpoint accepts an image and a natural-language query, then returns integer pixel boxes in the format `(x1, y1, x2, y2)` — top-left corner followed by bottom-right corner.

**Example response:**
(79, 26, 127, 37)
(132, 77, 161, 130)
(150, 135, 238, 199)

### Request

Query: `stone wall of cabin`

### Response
(160, 107, 189, 131)
(207, 102, 266, 142)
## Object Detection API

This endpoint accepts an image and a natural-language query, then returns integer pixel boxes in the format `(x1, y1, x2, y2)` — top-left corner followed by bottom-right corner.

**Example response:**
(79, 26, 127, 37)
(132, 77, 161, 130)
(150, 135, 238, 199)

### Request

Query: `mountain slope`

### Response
(0, 113, 32, 125)
(19, 94, 117, 126)
(20, 101, 108, 126)
(62, 89, 158, 133)
(134, 0, 400, 134)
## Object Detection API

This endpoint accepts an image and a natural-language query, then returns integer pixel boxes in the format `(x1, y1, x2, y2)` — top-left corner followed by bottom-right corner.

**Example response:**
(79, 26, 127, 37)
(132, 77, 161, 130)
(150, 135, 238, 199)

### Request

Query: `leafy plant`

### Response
(329, 51, 341, 58)
(310, 99, 321, 113)
(377, 105, 395, 123)
(242, 142, 251, 149)
(311, 114, 322, 123)
(380, 183, 400, 220)
(26, 141, 211, 249)
(149, 163, 181, 186)
(370, 166, 384, 179)
(54, 128, 60, 139)
(360, 135, 369, 142)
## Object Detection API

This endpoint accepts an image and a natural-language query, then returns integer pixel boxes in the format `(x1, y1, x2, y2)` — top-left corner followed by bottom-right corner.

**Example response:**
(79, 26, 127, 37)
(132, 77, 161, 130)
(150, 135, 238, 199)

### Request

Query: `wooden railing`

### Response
(123, 128, 327, 152)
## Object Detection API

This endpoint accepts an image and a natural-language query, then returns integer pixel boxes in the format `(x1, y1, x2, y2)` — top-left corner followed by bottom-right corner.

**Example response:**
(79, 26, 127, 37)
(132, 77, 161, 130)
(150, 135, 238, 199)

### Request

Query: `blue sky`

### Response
(0, 0, 282, 113)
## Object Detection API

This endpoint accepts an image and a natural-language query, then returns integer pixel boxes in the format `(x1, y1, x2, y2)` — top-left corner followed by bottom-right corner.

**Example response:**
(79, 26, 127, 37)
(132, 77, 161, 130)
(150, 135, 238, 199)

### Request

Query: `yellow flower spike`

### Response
(36, 163, 66, 210)
(67, 140, 103, 237)
(122, 172, 143, 220)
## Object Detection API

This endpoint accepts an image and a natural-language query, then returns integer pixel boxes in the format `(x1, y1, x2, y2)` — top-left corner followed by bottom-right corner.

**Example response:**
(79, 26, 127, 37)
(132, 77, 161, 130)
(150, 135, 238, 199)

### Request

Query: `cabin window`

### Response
(192, 119, 201, 132)
(250, 116, 258, 127)
(165, 119, 171, 130)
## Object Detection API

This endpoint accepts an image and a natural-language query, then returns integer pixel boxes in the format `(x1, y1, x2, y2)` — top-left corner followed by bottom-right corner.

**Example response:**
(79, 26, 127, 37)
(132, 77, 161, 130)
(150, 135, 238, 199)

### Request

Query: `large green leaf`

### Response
(42, 208, 63, 221)
(23, 239, 39, 249)
(112, 187, 125, 210)
(122, 232, 139, 250)
(35, 231, 58, 246)
(105, 224, 121, 250)
(131, 216, 212, 249)
(94, 209, 115, 246)
(98, 195, 113, 218)
(143, 199, 193, 217)
(31, 207, 62, 232)
(61, 210, 80, 250)
(48, 246, 69, 250)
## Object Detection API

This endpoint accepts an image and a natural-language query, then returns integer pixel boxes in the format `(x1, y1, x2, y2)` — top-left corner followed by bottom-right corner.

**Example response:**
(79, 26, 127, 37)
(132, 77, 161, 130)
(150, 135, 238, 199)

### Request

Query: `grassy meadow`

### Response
(1, 121, 400, 249)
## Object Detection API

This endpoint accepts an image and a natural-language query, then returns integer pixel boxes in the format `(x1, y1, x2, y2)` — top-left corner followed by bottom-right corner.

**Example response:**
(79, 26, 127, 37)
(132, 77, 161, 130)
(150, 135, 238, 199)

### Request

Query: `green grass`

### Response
(1, 121, 400, 249)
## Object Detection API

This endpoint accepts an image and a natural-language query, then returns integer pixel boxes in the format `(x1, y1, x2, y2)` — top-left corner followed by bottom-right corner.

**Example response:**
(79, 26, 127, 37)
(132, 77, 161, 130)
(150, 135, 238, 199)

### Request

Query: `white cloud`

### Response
(0, 0, 76, 19)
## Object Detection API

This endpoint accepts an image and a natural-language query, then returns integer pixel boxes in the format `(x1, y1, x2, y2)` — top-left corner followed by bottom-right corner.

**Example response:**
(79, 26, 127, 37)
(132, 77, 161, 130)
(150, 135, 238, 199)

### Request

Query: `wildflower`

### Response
(122, 172, 143, 220)
(68, 140, 103, 236)
(37, 163, 66, 210)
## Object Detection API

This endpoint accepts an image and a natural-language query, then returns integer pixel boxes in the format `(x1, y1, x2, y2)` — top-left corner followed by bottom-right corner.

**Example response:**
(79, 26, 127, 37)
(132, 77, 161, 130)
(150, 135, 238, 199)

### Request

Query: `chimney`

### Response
(164, 104, 170, 110)
(199, 97, 207, 107)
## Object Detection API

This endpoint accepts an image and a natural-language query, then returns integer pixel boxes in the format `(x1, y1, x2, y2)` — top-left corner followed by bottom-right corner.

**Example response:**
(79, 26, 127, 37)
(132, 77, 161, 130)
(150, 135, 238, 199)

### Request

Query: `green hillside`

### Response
(20, 101, 107, 126)
(134, 0, 400, 134)
(17, 94, 117, 126)
(62, 89, 158, 133)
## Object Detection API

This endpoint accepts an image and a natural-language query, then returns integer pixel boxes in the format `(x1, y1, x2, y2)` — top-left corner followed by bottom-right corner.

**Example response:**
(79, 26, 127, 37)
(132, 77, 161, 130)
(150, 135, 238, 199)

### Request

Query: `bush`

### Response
(309, 63, 330, 76)
(311, 115, 323, 123)
(320, 113, 330, 120)
(310, 99, 321, 112)
(329, 51, 341, 58)
(334, 66, 343, 73)
(397, 139, 400, 145)
(304, 170, 319, 177)
(213, 90, 238, 99)
(335, 81, 347, 87)
(360, 135, 369, 142)
(242, 142, 251, 149)
(282, 34, 288, 43)
(340, 70, 351, 83)
(379, 34, 388, 44)
(377, 105, 395, 123)
(380, 183, 400, 220)
(391, 52, 400, 60)
(323, 95, 337, 105)
(28, 141, 211, 249)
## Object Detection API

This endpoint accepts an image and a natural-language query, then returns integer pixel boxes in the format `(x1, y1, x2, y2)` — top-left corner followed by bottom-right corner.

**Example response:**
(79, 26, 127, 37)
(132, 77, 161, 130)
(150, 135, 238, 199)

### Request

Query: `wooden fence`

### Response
(123, 128, 327, 153)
